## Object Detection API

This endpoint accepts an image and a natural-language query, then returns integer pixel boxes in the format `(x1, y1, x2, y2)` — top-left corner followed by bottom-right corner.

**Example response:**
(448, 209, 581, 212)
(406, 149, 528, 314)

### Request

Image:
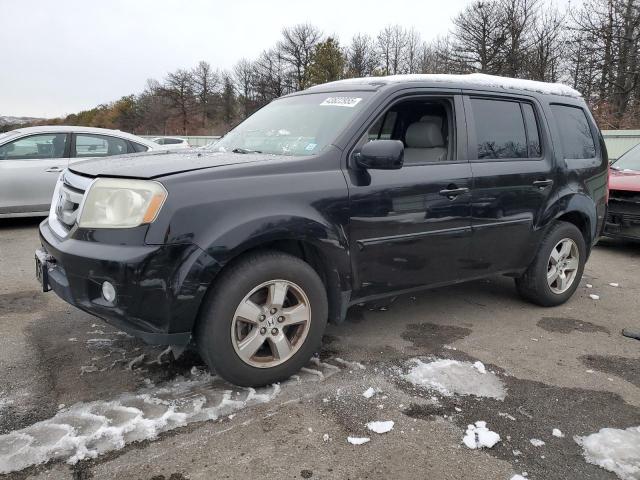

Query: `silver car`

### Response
(0, 126, 163, 218)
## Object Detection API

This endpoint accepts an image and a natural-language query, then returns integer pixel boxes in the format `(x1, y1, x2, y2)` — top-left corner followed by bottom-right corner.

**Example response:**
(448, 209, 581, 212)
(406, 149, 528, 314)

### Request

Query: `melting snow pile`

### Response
(576, 426, 640, 480)
(402, 358, 506, 400)
(366, 421, 394, 434)
(463, 421, 501, 449)
(0, 369, 280, 474)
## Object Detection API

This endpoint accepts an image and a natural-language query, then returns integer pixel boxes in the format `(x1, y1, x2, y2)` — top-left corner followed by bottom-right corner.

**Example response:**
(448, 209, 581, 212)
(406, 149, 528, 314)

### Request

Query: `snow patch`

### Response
(609, 283, 620, 287)
(576, 426, 640, 480)
(473, 361, 487, 374)
(463, 421, 501, 449)
(530, 438, 546, 447)
(362, 387, 376, 399)
(347, 436, 370, 445)
(511, 475, 528, 480)
(553, 428, 565, 438)
(0, 358, 345, 474)
(589, 294, 600, 300)
(366, 421, 394, 434)
(333, 358, 366, 370)
(402, 358, 506, 400)
(499, 412, 517, 421)
(316, 73, 581, 98)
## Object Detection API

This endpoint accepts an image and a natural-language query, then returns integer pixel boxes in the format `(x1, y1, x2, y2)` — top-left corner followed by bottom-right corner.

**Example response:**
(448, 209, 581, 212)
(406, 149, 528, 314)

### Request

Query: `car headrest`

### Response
(419, 115, 443, 129)
(405, 121, 444, 148)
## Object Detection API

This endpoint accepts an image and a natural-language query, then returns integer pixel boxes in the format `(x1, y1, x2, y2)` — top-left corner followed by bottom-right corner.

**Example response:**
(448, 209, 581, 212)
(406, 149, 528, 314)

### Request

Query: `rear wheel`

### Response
(195, 251, 328, 387)
(515, 221, 586, 306)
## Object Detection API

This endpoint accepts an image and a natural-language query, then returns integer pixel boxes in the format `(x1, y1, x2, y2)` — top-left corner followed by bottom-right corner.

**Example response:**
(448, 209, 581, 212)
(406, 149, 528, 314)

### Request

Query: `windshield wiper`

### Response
(232, 147, 262, 154)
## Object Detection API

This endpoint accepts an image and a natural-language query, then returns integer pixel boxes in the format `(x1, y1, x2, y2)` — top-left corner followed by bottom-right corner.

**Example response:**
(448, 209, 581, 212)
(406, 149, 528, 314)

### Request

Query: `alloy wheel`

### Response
(231, 279, 311, 368)
(547, 238, 580, 294)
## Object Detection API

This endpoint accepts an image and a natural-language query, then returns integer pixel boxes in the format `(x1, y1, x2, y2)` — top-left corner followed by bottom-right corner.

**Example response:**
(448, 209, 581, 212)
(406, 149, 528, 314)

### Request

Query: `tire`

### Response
(515, 221, 587, 307)
(195, 250, 328, 387)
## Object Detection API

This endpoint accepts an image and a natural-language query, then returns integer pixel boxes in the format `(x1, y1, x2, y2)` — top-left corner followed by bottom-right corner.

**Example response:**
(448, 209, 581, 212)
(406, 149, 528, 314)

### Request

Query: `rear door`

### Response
(346, 92, 474, 298)
(464, 94, 557, 273)
(0, 133, 70, 215)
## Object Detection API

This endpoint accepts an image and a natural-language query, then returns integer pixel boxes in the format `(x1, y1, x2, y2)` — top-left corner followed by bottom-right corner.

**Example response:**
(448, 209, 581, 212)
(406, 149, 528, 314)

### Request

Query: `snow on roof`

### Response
(314, 73, 581, 98)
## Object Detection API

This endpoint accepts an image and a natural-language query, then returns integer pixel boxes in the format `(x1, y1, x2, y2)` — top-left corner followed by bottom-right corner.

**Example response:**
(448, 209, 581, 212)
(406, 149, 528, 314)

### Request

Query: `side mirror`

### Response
(354, 140, 404, 170)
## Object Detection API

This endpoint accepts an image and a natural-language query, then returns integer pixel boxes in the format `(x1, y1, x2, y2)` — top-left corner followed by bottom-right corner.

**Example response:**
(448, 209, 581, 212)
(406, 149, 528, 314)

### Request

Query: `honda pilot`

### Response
(36, 74, 608, 387)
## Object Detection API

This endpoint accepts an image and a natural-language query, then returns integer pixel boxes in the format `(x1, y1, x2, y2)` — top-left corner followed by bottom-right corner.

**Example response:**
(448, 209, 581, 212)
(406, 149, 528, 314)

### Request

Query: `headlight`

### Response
(77, 178, 167, 229)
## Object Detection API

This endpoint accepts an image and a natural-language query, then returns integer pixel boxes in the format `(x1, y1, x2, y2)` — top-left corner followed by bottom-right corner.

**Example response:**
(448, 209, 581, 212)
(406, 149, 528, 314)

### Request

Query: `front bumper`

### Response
(38, 220, 218, 345)
(604, 207, 640, 241)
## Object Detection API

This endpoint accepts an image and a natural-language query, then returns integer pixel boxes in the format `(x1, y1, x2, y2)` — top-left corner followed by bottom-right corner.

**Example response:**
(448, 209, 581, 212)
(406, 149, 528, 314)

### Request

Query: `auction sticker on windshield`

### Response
(320, 97, 362, 107)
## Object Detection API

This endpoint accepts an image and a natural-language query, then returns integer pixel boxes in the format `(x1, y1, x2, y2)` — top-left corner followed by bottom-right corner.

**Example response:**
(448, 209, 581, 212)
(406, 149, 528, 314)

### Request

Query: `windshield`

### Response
(0, 131, 20, 143)
(212, 92, 372, 156)
(613, 144, 640, 172)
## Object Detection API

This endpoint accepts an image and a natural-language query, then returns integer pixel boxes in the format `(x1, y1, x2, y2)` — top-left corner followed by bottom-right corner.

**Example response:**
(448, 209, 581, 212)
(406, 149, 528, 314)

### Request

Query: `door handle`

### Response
(45, 167, 63, 173)
(439, 187, 469, 199)
(533, 179, 554, 189)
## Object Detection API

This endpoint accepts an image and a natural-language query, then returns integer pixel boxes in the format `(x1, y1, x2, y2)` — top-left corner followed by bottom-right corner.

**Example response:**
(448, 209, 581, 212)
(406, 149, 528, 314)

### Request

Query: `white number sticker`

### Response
(320, 97, 362, 107)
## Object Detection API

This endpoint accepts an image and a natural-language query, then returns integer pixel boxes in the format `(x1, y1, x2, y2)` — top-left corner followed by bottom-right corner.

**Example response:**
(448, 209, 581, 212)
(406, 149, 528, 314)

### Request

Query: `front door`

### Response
(346, 94, 474, 299)
(0, 133, 70, 215)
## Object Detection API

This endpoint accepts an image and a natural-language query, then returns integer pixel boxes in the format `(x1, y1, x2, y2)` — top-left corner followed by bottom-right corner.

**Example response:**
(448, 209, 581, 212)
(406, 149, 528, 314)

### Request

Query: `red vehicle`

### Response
(606, 143, 640, 240)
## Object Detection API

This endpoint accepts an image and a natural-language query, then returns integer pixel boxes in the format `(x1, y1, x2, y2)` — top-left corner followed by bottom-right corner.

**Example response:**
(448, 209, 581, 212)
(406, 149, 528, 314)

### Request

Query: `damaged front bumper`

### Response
(37, 219, 218, 345)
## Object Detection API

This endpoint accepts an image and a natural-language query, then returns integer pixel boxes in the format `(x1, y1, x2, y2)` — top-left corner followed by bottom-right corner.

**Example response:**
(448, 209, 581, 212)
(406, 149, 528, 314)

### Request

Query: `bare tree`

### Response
(161, 70, 195, 135)
(451, 1, 507, 73)
(527, 6, 565, 81)
(191, 61, 219, 127)
(278, 23, 323, 90)
(345, 33, 379, 77)
(377, 25, 409, 75)
(233, 58, 255, 118)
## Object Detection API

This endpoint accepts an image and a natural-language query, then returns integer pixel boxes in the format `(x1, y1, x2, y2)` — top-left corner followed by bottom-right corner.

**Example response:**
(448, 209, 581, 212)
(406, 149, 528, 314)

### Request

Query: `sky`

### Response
(0, 0, 571, 118)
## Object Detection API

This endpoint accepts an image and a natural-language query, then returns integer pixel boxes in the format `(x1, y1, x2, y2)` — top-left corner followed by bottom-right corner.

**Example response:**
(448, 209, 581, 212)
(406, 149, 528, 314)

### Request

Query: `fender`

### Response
(540, 188, 597, 246)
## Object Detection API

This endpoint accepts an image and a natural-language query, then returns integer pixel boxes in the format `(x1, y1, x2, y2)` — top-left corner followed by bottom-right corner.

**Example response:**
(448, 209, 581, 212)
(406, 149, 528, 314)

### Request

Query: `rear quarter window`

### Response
(550, 104, 596, 159)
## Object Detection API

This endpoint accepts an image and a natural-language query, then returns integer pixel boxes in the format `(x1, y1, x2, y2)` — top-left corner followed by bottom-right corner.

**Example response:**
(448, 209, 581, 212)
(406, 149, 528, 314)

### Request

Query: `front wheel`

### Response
(195, 251, 328, 387)
(515, 221, 586, 307)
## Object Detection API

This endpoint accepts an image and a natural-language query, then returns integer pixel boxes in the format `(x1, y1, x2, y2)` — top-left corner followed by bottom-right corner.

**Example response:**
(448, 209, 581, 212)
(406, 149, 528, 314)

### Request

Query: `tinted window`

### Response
(131, 142, 149, 153)
(471, 99, 527, 159)
(368, 111, 398, 140)
(550, 105, 596, 159)
(74, 134, 128, 158)
(522, 103, 541, 157)
(0, 133, 67, 160)
(164, 138, 183, 145)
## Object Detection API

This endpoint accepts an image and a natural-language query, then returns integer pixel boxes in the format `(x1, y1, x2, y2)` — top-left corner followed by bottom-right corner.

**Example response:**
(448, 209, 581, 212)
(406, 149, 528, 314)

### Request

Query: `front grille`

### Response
(49, 170, 93, 237)
(55, 183, 83, 227)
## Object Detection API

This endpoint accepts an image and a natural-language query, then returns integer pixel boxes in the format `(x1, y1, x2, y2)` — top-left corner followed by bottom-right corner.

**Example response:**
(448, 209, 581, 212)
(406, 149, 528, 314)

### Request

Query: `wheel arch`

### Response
(193, 216, 352, 333)
(545, 191, 597, 252)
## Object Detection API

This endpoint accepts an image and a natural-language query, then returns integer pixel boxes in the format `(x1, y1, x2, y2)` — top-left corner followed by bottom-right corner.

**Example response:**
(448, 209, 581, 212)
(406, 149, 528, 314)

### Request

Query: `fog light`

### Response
(102, 281, 116, 303)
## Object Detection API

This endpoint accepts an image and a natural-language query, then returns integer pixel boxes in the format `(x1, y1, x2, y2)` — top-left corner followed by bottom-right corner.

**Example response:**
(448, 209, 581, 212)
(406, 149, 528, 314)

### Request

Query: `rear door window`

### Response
(74, 134, 128, 158)
(470, 99, 527, 159)
(550, 104, 596, 159)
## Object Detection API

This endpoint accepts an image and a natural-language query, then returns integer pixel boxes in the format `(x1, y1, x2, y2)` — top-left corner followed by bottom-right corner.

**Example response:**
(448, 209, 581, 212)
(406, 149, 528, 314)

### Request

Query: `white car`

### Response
(0, 126, 164, 218)
(151, 136, 191, 149)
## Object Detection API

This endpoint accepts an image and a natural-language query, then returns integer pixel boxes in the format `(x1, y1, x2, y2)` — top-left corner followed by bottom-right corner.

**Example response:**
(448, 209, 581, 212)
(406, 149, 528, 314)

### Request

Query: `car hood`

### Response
(609, 168, 640, 192)
(68, 149, 273, 179)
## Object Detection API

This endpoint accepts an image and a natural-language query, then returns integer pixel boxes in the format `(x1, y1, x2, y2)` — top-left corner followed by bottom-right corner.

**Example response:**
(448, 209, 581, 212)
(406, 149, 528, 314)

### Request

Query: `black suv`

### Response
(37, 74, 608, 386)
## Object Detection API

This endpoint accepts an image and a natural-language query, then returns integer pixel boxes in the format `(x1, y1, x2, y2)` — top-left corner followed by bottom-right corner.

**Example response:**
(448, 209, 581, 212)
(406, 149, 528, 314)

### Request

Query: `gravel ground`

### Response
(0, 218, 638, 480)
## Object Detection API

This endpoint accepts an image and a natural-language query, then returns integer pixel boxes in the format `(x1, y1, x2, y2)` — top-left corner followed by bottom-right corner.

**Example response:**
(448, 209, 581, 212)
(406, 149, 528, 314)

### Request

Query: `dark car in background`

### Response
(35, 74, 608, 387)
(605, 143, 640, 241)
